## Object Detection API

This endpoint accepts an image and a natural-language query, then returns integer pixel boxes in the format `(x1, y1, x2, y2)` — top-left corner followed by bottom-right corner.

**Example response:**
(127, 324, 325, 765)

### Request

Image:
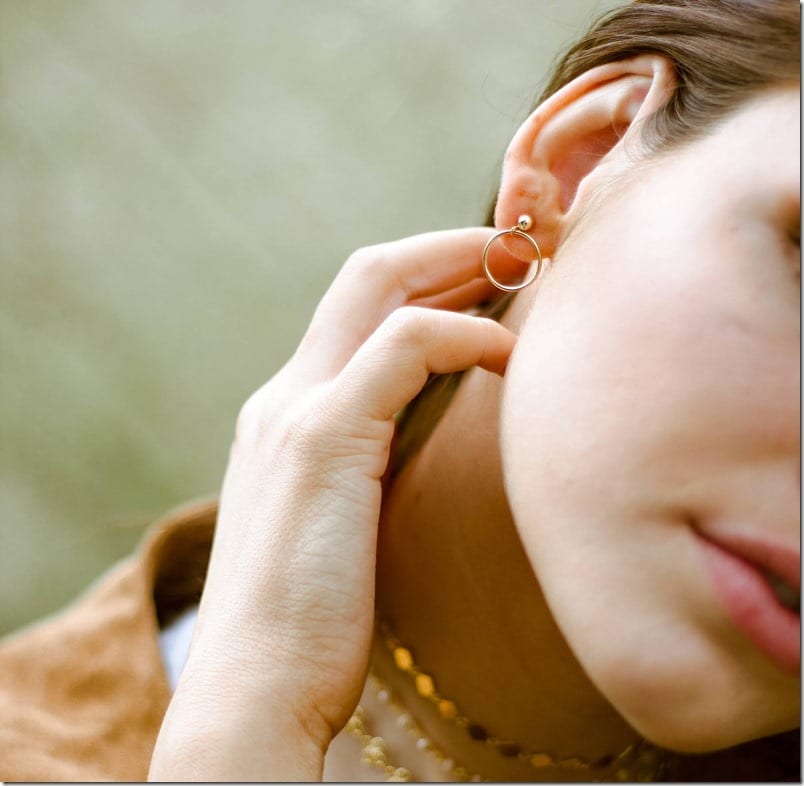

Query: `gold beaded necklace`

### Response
(373, 621, 665, 781)
(346, 672, 483, 782)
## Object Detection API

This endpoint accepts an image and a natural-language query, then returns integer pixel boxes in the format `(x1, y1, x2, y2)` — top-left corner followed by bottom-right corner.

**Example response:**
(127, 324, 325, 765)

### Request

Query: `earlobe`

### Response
(495, 55, 676, 259)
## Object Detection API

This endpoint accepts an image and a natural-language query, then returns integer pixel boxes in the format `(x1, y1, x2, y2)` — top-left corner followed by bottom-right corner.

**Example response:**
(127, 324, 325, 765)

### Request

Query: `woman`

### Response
(2, 0, 799, 781)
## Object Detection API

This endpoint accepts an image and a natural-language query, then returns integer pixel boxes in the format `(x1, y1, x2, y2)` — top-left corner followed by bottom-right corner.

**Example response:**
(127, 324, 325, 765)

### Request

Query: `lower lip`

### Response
(696, 534, 800, 675)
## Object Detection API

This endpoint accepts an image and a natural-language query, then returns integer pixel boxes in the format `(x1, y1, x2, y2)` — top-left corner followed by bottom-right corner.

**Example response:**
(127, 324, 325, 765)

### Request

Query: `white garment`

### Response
(157, 605, 198, 691)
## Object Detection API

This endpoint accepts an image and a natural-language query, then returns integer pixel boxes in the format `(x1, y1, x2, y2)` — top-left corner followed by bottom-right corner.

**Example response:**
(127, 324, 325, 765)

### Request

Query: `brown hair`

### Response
(391, 0, 801, 476)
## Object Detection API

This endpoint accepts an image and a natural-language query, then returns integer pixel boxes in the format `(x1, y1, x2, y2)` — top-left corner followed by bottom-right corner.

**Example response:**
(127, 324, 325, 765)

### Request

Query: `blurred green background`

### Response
(1, 0, 620, 633)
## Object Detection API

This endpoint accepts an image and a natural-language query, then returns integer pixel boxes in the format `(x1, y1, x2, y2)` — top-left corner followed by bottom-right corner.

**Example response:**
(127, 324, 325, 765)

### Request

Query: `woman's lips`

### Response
(695, 532, 800, 675)
(706, 532, 801, 592)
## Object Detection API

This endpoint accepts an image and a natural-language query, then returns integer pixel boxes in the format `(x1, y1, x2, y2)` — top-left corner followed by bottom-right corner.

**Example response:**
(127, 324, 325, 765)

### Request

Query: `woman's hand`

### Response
(149, 228, 518, 780)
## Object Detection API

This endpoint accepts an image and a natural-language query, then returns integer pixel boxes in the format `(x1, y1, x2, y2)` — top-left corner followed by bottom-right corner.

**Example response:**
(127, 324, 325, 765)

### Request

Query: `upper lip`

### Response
(696, 529, 800, 593)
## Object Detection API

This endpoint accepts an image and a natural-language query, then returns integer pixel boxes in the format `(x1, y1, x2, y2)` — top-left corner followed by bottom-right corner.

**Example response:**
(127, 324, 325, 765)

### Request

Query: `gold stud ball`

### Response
(517, 214, 533, 231)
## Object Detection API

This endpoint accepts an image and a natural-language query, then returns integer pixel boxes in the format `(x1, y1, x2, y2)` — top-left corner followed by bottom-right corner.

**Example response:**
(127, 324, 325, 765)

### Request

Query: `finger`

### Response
(294, 228, 524, 382)
(409, 277, 500, 311)
(334, 307, 517, 423)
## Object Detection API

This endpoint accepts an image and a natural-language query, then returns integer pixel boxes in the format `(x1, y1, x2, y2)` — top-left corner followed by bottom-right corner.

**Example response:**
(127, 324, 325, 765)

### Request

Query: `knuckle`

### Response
(278, 393, 338, 455)
(342, 244, 409, 297)
(281, 413, 323, 454)
(232, 383, 350, 478)
(381, 307, 446, 357)
(233, 368, 300, 449)
(382, 305, 431, 341)
(235, 398, 324, 465)
(343, 244, 384, 275)
(234, 390, 270, 447)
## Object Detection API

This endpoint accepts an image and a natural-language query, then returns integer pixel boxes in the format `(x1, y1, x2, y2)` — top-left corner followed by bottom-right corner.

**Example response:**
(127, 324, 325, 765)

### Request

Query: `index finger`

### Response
(295, 227, 523, 381)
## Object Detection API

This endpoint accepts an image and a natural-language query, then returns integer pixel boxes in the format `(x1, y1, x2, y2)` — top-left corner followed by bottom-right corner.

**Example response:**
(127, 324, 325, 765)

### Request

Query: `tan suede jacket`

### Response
(0, 498, 216, 781)
(0, 498, 798, 782)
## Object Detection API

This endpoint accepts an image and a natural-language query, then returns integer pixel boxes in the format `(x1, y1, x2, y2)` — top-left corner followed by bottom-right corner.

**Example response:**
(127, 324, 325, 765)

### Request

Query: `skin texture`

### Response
(149, 230, 519, 780)
(152, 53, 799, 778)
(375, 65, 798, 776)
(500, 87, 800, 750)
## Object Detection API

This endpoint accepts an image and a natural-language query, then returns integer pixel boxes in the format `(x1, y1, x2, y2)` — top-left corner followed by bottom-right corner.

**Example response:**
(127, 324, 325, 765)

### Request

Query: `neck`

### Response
(374, 304, 644, 781)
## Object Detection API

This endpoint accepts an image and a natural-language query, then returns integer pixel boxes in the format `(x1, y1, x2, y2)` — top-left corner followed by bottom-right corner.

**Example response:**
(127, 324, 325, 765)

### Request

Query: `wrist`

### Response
(150, 663, 330, 781)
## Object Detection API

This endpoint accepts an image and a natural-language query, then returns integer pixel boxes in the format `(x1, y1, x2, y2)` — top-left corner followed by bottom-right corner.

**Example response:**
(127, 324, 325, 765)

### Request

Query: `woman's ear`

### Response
(496, 54, 676, 259)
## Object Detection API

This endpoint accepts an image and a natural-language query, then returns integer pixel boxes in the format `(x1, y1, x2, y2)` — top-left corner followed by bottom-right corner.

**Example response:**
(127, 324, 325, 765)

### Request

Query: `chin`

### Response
(581, 635, 800, 754)
(626, 699, 797, 755)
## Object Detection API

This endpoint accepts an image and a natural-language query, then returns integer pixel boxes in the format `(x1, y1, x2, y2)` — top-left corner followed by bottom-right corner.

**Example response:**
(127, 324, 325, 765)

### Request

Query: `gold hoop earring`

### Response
(481, 215, 542, 292)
